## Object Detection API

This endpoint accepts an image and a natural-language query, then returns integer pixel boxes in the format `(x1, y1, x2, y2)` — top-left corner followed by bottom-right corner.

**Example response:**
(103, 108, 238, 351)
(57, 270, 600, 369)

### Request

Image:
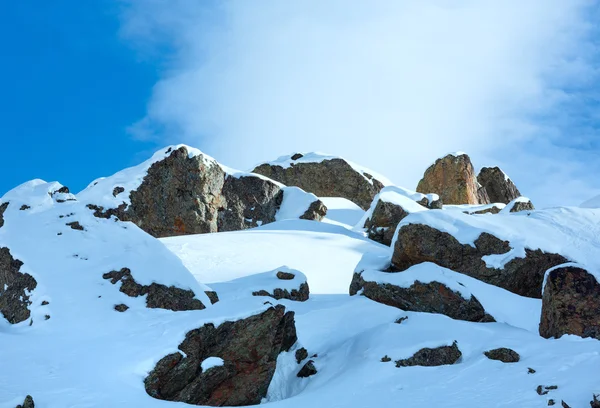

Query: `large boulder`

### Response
(392, 224, 568, 298)
(477, 167, 521, 204)
(395, 341, 462, 367)
(540, 264, 600, 340)
(252, 153, 387, 210)
(416, 153, 489, 205)
(350, 263, 494, 322)
(0, 247, 37, 324)
(144, 305, 297, 406)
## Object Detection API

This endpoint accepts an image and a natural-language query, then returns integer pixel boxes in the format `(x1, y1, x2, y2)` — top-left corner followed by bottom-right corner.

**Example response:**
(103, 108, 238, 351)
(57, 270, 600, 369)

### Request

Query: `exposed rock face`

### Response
(477, 167, 521, 204)
(0, 201, 8, 228)
(218, 175, 282, 232)
(300, 200, 328, 221)
(540, 265, 600, 340)
(364, 200, 413, 246)
(126, 146, 226, 237)
(349, 272, 494, 322)
(252, 282, 310, 302)
(484, 348, 520, 363)
(16, 395, 35, 408)
(253, 157, 385, 210)
(144, 305, 297, 406)
(0, 247, 37, 324)
(103, 268, 210, 311)
(416, 154, 489, 205)
(392, 224, 568, 298)
(297, 360, 317, 378)
(507, 198, 535, 213)
(395, 341, 462, 367)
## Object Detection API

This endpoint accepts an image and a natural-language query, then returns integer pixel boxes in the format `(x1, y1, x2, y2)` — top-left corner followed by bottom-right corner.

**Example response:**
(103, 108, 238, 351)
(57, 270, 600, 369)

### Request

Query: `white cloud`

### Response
(120, 0, 600, 207)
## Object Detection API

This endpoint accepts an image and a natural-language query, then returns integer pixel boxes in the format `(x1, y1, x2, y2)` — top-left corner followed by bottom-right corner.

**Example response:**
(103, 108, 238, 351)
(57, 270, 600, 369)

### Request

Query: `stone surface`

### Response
(416, 153, 489, 205)
(540, 265, 600, 340)
(484, 348, 520, 363)
(391, 224, 568, 298)
(349, 272, 494, 322)
(144, 305, 297, 406)
(300, 199, 328, 221)
(297, 360, 317, 378)
(253, 157, 385, 210)
(395, 341, 462, 367)
(591, 395, 600, 408)
(295, 347, 308, 364)
(477, 167, 521, 204)
(217, 175, 282, 232)
(16, 395, 35, 408)
(252, 282, 310, 302)
(0, 202, 8, 228)
(114, 304, 129, 312)
(103, 268, 208, 311)
(0, 247, 37, 324)
(509, 199, 535, 213)
(363, 199, 413, 246)
(276, 271, 295, 280)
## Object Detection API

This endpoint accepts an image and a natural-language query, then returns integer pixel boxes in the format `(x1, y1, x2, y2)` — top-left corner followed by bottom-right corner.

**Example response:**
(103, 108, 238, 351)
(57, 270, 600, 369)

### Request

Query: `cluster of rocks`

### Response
(252, 269, 310, 302)
(0, 246, 37, 324)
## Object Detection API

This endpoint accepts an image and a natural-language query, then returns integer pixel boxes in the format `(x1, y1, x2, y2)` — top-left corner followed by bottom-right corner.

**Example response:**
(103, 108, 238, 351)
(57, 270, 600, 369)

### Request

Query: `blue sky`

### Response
(0, 1, 161, 195)
(2, 1, 600, 207)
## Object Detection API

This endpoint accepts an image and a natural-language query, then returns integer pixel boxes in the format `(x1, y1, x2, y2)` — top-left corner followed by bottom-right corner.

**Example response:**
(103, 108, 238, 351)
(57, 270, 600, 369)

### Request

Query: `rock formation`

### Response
(484, 348, 520, 363)
(0, 247, 37, 324)
(477, 167, 521, 204)
(395, 341, 462, 367)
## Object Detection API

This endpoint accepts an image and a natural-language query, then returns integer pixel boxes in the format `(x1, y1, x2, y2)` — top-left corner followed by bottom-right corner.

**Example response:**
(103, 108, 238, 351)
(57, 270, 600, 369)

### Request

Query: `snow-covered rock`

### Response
(501, 196, 535, 213)
(477, 166, 522, 204)
(252, 152, 390, 210)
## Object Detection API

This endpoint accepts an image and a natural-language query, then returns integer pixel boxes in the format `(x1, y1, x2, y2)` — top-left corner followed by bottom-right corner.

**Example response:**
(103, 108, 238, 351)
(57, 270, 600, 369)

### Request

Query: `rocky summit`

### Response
(1, 146, 600, 408)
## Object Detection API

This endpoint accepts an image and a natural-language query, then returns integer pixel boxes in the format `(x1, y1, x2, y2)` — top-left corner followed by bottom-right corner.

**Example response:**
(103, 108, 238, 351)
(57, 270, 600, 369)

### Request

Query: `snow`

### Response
(580, 194, 600, 208)
(77, 144, 218, 209)
(201, 357, 224, 371)
(1, 180, 76, 211)
(500, 196, 532, 214)
(276, 187, 320, 221)
(319, 197, 364, 229)
(444, 202, 506, 214)
(257, 152, 394, 186)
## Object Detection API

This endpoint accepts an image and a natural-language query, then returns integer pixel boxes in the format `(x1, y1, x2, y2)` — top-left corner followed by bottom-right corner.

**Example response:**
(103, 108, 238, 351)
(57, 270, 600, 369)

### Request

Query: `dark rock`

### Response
(363, 199, 417, 246)
(204, 291, 219, 305)
(477, 167, 521, 204)
(0, 247, 37, 324)
(381, 355, 392, 362)
(297, 360, 317, 378)
(218, 175, 281, 232)
(144, 305, 297, 406)
(16, 395, 34, 408)
(86, 203, 128, 220)
(253, 157, 385, 210)
(484, 348, 520, 363)
(112, 186, 125, 197)
(276, 271, 295, 280)
(56, 186, 70, 194)
(416, 153, 489, 205)
(0, 202, 8, 228)
(540, 265, 600, 340)
(395, 316, 409, 324)
(114, 304, 129, 312)
(549, 400, 555, 406)
(252, 282, 310, 302)
(300, 199, 328, 221)
(395, 341, 462, 367)
(562, 401, 571, 408)
(103, 268, 207, 311)
(391, 224, 568, 298)
(19, 204, 30, 211)
(528, 367, 536, 374)
(464, 205, 503, 215)
(291, 153, 304, 160)
(537, 385, 559, 395)
(590, 395, 600, 408)
(350, 272, 494, 323)
(41, 300, 49, 306)
(296, 347, 308, 364)
(66, 221, 84, 231)
(44, 314, 50, 320)
(509, 198, 535, 213)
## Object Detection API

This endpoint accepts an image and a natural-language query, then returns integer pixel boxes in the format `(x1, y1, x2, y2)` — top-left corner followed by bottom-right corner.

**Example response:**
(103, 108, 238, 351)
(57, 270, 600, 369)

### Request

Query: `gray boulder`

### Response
(0, 247, 37, 324)
(477, 167, 521, 204)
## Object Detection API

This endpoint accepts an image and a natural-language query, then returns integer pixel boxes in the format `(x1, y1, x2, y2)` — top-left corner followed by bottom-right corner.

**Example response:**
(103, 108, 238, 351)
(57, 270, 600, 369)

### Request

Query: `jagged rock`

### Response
(114, 304, 129, 312)
(395, 341, 462, 367)
(349, 272, 494, 322)
(19, 204, 30, 211)
(103, 267, 208, 311)
(297, 360, 318, 378)
(16, 395, 34, 408)
(66, 221, 84, 231)
(217, 175, 282, 232)
(484, 348, 520, 363)
(112, 186, 125, 197)
(540, 265, 600, 340)
(416, 153, 489, 205)
(363, 198, 424, 246)
(0, 247, 37, 324)
(252, 282, 309, 302)
(204, 291, 219, 305)
(253, 156, 385, 210)
(477, 167, 521, 204)
(391, 224, 568, 298)
(144, 305, 297, 406)
(591, 395, 600, 408)
(0, 202, 8, 228)
(506, 197, 535, 213)
(295, 347, 308, 363)
(300, 199, 328, 221)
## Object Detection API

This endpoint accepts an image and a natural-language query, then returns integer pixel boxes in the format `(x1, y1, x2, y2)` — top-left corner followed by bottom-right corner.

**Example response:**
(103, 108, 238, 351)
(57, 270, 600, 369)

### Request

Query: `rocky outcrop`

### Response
(395, 341, 461, 367)
(506, 197, 535, 213)
(477, 167, 521, 204)
(297, 360, 317, 378)
(103, 267, 211, 311)
(16, 395, 35, 408)
(392, 224, 568, 298)
(364, 201, 412, 246)
(0, 202, 8, 228)
(540, 265, 600, 340)
(144, 305, 297, 406)
(252, 270, 310, 302)
(416, 153, 489, 205)
(300, 200, 328, 221)
(253, 156, 385, 210)
(349, 272, 494, 322)
(0, 247, 37, 324)
(484, 348, 520, 363)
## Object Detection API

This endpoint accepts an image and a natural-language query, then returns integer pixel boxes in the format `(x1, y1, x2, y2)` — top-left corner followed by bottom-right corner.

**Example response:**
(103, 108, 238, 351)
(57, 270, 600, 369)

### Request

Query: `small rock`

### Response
(291, 153, 304, 160)
(112, 186, 125, 197)
(295, 347, 308, 364)
(537, 385, 558, 396)
(561, 401, 571, 408)
(114, 304, 129, 312)
(19, 205, 31, 211)
(66, 221, 84, 231)
(395, 316, 409, 324)
(484, 348, 520, 363)
(44, 314, 50, 320)
(16, 394, 34, 408)
(528, 367, 536, 374)
(204, 290, 219, 305)
(297, 360, 317, 378)
(276, 271, 295, 280)
(548, 400, 555, 406)
(41, 300, 49, 306)
(590, 394, 600, 408)
(395, 341, 461, 367)
(381, 355, 392, 362)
